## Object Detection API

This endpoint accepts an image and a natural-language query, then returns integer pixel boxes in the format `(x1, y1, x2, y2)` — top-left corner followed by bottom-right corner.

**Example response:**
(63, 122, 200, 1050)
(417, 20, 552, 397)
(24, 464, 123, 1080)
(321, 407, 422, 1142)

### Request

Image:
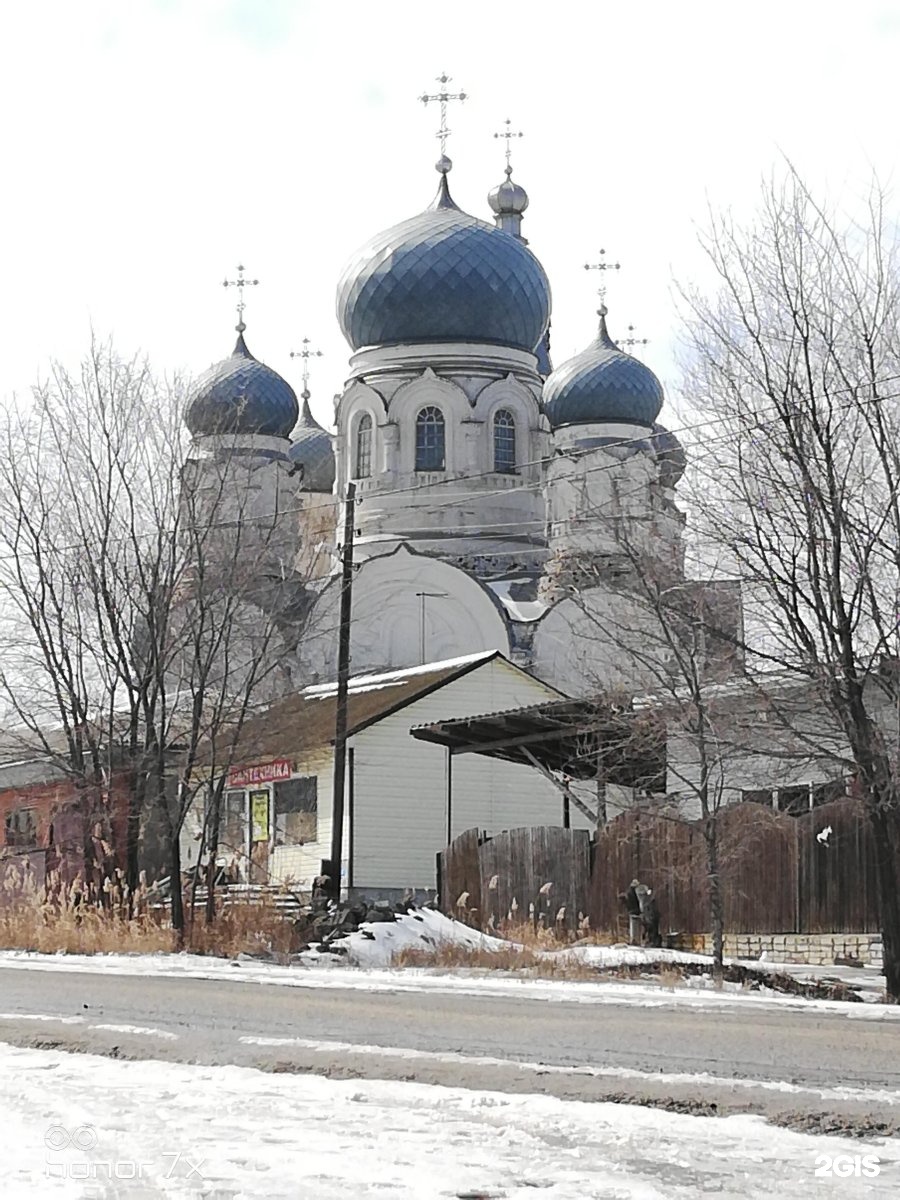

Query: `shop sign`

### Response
(228, 759, 292, 788)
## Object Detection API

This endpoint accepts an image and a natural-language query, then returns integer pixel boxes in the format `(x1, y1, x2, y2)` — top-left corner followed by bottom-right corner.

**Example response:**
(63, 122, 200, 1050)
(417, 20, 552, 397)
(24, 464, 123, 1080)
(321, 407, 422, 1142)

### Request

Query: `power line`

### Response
(1, 373, 899, 572)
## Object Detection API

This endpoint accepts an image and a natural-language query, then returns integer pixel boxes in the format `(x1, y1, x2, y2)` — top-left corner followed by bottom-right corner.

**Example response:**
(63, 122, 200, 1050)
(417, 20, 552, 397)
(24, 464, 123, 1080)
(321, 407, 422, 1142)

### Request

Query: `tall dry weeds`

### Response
(0, 867, 296, 958)
(0, 870, 172, 955)
(391, 940, 603, 980)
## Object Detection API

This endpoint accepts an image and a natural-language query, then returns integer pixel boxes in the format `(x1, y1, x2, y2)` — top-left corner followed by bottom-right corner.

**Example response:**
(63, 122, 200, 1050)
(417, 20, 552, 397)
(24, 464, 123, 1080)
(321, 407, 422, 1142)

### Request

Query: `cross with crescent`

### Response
(290, 338, 323, 400)
(494, 118, 523, 177)
(223, 264, 258, 332)
(619, 324, 649, 348)
(584, 249, 621, 306)
(420, 72, 467, 161)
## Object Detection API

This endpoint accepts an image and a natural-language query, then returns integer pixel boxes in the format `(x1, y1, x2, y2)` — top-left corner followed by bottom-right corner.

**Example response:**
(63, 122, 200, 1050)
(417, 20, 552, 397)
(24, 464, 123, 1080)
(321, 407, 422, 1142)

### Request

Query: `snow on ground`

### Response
(303, 907, 886, 992)
(1, 1042, 897, 1198)
(236, 1033, 900, 1109)
(323, 905, 514, 966)
(0, 908, 893, 1019)
(313, 906, 714, 971)
(2, 945, 897, 1022)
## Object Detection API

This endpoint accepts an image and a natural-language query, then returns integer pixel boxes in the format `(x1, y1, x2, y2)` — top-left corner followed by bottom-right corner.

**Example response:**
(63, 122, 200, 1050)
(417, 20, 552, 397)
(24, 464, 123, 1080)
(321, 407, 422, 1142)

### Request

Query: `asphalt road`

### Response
(1, 965, 898, 1137)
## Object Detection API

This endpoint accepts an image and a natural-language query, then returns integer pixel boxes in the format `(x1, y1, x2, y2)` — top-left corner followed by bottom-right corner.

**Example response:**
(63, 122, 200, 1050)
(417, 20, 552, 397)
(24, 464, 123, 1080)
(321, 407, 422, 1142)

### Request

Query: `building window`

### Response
(220, 790, 248, 859)
(777, 785, 810, 816)
(355, 413, 372, 479)
(415, 406, 445, 471)
(741, 789, 773, 806)
(4, 807, 37, 849)
(812, 780, 848, 807)
(493, 408, 517, 473)
(274, 777, 318, 845)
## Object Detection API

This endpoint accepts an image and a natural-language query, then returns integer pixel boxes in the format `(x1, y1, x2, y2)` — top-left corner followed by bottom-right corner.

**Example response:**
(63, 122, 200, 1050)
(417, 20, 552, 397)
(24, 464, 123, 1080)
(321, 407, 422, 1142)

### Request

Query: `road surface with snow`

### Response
(2, 1041, 899, 1198)
(1, 959, 899, 1139)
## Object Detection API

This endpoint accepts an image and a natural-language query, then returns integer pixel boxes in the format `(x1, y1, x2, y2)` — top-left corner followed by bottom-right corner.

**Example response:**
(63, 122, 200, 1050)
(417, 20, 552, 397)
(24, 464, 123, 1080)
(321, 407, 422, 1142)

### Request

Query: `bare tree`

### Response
(0, 339, 313, 940)
(679, 168, 900, 1000)
(551, 519, 744, 974)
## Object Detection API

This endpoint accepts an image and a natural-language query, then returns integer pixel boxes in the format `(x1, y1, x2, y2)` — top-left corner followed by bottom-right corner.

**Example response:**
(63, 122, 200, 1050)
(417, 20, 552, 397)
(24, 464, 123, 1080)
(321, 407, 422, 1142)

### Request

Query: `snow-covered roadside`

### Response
(0, 906, 892, 1018)
(1, 945, 896, 1021)
(1, 1042, 896, 1198)
(236, 1033, 900, 1109)
(305, 907, 887, 1000)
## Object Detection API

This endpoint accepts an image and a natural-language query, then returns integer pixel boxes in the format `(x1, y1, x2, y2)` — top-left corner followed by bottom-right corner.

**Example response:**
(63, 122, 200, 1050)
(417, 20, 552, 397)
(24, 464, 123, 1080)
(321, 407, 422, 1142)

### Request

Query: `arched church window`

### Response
(493, 408, 517, 474)
(355, 413, 372, 478)
(415, 406, 445, 471)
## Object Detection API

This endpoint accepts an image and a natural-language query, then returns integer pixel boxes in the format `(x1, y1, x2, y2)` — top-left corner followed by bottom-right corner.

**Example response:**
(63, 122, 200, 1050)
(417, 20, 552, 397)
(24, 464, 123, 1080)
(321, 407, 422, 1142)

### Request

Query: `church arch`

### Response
(389, 371, 467, 475)
(472, 374, 538, 423)
(297, 545, 512, 681)
(473, 375, 540, 476)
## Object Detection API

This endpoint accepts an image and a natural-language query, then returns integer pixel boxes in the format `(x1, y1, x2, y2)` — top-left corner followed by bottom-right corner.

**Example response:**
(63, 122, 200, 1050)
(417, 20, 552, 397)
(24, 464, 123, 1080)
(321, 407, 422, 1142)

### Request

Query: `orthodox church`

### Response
(182, 135, 699, 700)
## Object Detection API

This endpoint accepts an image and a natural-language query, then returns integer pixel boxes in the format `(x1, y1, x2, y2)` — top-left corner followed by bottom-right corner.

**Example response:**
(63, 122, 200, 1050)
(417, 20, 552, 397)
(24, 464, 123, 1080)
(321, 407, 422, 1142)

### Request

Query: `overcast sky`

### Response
(2, 0, 898, 429)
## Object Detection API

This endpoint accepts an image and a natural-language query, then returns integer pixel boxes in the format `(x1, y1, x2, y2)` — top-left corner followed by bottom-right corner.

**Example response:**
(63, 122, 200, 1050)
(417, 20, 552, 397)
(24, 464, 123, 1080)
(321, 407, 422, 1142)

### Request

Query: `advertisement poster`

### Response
(250, 790, 270, 843)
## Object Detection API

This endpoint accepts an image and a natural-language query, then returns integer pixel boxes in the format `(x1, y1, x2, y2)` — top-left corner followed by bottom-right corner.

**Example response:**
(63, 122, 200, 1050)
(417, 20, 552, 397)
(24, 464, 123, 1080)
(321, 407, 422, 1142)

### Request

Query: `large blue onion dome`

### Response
(336, 169, 551, 354)
(185, 331, 299, 439)
(543, 307, 664, 430)
(288, 397, 335, 492)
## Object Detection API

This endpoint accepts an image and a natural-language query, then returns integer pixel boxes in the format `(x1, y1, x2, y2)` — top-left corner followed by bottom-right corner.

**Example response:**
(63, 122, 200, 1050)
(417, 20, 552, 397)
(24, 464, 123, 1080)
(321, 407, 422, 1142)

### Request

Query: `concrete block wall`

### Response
(681, 931, 883, 969)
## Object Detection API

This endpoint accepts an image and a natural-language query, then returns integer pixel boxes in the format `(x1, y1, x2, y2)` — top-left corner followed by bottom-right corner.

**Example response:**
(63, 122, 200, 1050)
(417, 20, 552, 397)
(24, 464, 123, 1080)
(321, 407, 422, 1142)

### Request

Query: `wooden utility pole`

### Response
(329, 481, 357, 902)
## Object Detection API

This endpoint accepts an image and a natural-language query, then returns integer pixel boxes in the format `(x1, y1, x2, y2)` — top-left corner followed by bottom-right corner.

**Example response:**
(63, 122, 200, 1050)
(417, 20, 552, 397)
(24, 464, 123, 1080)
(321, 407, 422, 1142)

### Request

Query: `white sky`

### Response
(1, 0, 898, 429)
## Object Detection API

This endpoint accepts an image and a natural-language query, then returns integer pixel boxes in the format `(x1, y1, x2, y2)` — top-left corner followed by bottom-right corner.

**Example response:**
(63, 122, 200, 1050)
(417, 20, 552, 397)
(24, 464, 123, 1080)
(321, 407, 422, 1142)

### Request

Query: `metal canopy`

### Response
(411, 697, 666, 789)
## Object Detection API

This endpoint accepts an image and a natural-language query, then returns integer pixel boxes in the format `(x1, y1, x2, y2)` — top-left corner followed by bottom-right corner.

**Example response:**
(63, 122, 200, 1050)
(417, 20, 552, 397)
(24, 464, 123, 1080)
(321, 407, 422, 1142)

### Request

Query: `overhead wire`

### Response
(1, 371, 899, 570)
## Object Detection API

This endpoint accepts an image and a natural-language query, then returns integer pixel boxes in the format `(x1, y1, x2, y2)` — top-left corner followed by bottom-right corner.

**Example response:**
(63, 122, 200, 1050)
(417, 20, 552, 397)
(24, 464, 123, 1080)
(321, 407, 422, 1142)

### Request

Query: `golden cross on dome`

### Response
(494, 118, 523, 177)
(290, 338, 323, 400)
(222, 264, 258, 333)
(420, 73, 467, 166)
(620, 324, 649, 349)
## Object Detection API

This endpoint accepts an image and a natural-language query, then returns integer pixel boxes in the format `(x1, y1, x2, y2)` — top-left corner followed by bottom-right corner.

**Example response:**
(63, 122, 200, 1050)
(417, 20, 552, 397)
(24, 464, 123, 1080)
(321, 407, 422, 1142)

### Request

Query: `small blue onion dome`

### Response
(336, 170, 551, 353)
(288, 397, 335, 492)
(543, 308, 664, 429)
(185, 331, 299, 439)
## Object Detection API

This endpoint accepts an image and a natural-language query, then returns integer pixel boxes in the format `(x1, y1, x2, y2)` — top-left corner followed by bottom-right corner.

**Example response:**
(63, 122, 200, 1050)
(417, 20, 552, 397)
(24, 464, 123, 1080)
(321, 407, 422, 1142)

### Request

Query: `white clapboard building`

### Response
(182, 650, 579, 897)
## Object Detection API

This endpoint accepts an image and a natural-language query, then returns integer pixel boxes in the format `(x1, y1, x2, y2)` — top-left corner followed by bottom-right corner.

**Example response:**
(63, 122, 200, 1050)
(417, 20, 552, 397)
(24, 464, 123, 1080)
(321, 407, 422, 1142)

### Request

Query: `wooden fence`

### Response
(438, 798, 881, 935)
(437, 826, 592, 932)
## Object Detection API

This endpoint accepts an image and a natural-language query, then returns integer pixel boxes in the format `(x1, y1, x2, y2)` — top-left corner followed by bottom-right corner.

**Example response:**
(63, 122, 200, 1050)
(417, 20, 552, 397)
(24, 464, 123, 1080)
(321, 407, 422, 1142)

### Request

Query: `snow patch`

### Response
(0, 1043, 896, 1198)
(235, 1034, 900, 1107)
(486, 577, 549, 622)
(90, 1023, 178, 1040)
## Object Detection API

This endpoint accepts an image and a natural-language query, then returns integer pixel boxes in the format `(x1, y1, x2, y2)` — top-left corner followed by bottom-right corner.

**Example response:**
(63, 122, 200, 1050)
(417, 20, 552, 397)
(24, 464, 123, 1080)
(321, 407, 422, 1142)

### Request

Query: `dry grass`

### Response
(0, 869, 296, 959)
(185, 899, 295, 958)
(0, 876, 173, 956)
(391, 940, 601, 980)
(486, 920, 620, 950)
(655, 965, 684, 991)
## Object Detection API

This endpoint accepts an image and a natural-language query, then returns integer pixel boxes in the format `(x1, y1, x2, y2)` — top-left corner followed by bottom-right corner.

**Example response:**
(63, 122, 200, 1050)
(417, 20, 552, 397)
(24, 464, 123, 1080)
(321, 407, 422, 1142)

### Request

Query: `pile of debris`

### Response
(611, 958, 868, 1002)
(293, 894, 432, 956)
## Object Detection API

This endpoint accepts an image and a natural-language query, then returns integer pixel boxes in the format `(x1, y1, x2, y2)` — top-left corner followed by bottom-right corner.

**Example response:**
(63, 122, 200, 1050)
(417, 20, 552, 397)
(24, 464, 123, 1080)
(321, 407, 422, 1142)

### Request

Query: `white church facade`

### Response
(181, 141, 705, 710)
